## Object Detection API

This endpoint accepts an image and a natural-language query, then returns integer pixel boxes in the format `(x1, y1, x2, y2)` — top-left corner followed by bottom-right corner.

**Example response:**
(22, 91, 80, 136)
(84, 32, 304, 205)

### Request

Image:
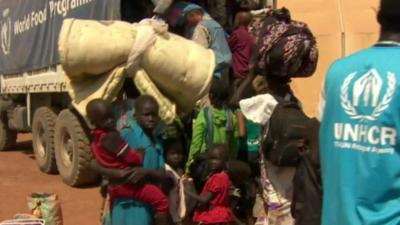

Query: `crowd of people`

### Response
(87, 0, 400, 225)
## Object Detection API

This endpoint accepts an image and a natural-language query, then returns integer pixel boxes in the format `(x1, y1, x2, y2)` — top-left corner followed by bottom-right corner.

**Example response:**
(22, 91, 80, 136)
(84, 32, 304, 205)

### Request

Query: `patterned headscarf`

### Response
(251, 8, 318, 78)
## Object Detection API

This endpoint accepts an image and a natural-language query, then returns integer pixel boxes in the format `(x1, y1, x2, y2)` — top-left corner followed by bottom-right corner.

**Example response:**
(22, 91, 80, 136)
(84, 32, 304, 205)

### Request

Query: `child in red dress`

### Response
(86, 99, 170, 225)
(184, 144, 235, 225)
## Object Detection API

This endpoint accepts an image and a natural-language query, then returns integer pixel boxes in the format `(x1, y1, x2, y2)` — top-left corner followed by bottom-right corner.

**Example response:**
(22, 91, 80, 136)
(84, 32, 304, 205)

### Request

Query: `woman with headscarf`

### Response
(234, 7, 318, 225)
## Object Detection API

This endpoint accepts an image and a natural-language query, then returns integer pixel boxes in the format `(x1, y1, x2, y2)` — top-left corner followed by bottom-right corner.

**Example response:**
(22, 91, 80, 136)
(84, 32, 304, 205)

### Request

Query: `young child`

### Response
(186, 78, 239, 171)
(120, 95, 166, 170)
(163, 138, 187, 225)
(184, 144, 234, 225)
(86, 98, 170, 225)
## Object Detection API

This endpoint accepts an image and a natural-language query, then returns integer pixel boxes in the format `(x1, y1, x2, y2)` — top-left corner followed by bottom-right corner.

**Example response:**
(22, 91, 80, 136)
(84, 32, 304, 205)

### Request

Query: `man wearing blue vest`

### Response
(182, 4, 232, 82)
(318, 0, 400, 224)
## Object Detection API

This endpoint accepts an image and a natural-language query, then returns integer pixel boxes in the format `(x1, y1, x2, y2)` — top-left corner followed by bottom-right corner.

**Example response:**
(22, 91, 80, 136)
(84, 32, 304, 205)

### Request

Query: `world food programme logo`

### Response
(341, 69, 396, 121)
(1, 9, 11, 55)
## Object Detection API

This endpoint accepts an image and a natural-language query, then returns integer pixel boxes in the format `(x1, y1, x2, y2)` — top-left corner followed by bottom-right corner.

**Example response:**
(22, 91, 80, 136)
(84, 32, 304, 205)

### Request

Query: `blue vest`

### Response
(320, 46, 400, 225)
(201, 18, 232, 78)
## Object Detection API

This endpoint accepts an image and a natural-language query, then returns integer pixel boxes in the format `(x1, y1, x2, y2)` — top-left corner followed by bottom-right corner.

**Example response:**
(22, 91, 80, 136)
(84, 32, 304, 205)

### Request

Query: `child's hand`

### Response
(119, 168, 135, 180)
(107, 168, 135, 185)
(182, 172, 191, 179)
(182, 177, 194, 189)
(127, 167, 148, 185)
(100, 178, 109, 198)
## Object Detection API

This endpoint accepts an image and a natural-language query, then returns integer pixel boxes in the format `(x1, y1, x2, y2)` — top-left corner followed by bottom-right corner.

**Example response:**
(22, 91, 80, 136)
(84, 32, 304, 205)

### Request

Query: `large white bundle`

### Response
(59, 19, 215, 123)
(59, 19, 136, 78)
(140, 29, 215, 112)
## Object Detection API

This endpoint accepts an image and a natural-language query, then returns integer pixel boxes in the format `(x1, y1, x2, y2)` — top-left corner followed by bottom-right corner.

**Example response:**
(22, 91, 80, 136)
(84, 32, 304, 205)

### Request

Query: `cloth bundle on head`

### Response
(252, 7, 318, 79)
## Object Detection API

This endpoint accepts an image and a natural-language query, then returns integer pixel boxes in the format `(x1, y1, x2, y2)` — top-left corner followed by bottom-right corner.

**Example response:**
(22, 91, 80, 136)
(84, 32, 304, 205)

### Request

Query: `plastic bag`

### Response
(27, 193, 63, 225)
(0, 219, 45, 225)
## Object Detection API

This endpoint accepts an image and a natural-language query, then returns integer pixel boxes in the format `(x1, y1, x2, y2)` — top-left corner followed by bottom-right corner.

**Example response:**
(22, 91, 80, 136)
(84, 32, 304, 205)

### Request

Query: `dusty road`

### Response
(0, 134, 102, 225)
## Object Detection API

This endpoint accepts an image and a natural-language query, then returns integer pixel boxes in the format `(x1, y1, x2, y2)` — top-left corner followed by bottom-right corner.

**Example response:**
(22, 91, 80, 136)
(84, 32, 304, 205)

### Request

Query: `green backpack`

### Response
(203, 107, 234, 149)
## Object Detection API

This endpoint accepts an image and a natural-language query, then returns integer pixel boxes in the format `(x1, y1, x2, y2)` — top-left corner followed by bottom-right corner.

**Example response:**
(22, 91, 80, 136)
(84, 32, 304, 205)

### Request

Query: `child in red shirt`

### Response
(184, 144, 234, 225)
(86, 99, 170, 225)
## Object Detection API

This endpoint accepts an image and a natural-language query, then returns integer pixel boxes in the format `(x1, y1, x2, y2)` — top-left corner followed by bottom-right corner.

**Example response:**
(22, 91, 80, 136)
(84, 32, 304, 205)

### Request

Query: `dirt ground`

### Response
(0, 134, 102, 225)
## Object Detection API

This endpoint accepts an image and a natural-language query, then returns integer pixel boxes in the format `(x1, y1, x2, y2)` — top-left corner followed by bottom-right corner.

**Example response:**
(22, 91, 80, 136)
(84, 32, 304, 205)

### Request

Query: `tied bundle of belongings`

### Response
(58, 18, 215, 125)
(251, 7, 318, 79)
(27, 193, 63, 225)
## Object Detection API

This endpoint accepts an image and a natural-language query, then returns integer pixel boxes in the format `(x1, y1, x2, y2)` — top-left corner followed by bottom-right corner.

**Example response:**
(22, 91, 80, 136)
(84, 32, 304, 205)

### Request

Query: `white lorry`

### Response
(0, 0, 143, 187)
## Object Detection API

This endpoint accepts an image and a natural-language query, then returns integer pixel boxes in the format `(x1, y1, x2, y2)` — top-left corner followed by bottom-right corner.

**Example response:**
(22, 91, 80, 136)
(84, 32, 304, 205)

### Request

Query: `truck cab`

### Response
(0, 0, 154, 186)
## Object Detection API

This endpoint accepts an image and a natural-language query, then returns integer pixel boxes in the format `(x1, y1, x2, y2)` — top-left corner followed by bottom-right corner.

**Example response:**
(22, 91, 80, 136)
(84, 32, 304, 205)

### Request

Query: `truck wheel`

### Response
(54, 109, 98, 186)
(0, 118, 17, 151)
(32, 107, 58, 174)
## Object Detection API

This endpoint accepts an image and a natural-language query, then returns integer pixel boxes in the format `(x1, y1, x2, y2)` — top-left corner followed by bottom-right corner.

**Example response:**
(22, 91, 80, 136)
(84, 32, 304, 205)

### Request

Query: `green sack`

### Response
(27, 193, 63, 225)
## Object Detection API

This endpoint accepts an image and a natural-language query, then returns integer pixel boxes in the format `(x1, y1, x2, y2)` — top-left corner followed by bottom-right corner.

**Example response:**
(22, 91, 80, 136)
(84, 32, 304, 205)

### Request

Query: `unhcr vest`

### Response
(320, 46, 400, 225)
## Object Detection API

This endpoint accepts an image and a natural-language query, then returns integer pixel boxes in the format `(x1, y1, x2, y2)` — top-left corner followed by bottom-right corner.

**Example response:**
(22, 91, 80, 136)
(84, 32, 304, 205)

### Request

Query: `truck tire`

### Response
(54, 109, 98, 186)
(0, 118, 17, 151)
(32, 107, 58, 174)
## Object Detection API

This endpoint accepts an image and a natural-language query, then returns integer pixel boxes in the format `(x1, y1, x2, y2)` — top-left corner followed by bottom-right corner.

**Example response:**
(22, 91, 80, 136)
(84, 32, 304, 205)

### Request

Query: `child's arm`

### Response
(236, 111, 246, 138)
(120, 147, 144, 166)
(185, 189, 212, 205)
(127, 167, 168, 186)
(183, 178, 212, 205)
(101, 131, 143, 166)
(185, 110, 206, 171)
(89, 159, 133, 182)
